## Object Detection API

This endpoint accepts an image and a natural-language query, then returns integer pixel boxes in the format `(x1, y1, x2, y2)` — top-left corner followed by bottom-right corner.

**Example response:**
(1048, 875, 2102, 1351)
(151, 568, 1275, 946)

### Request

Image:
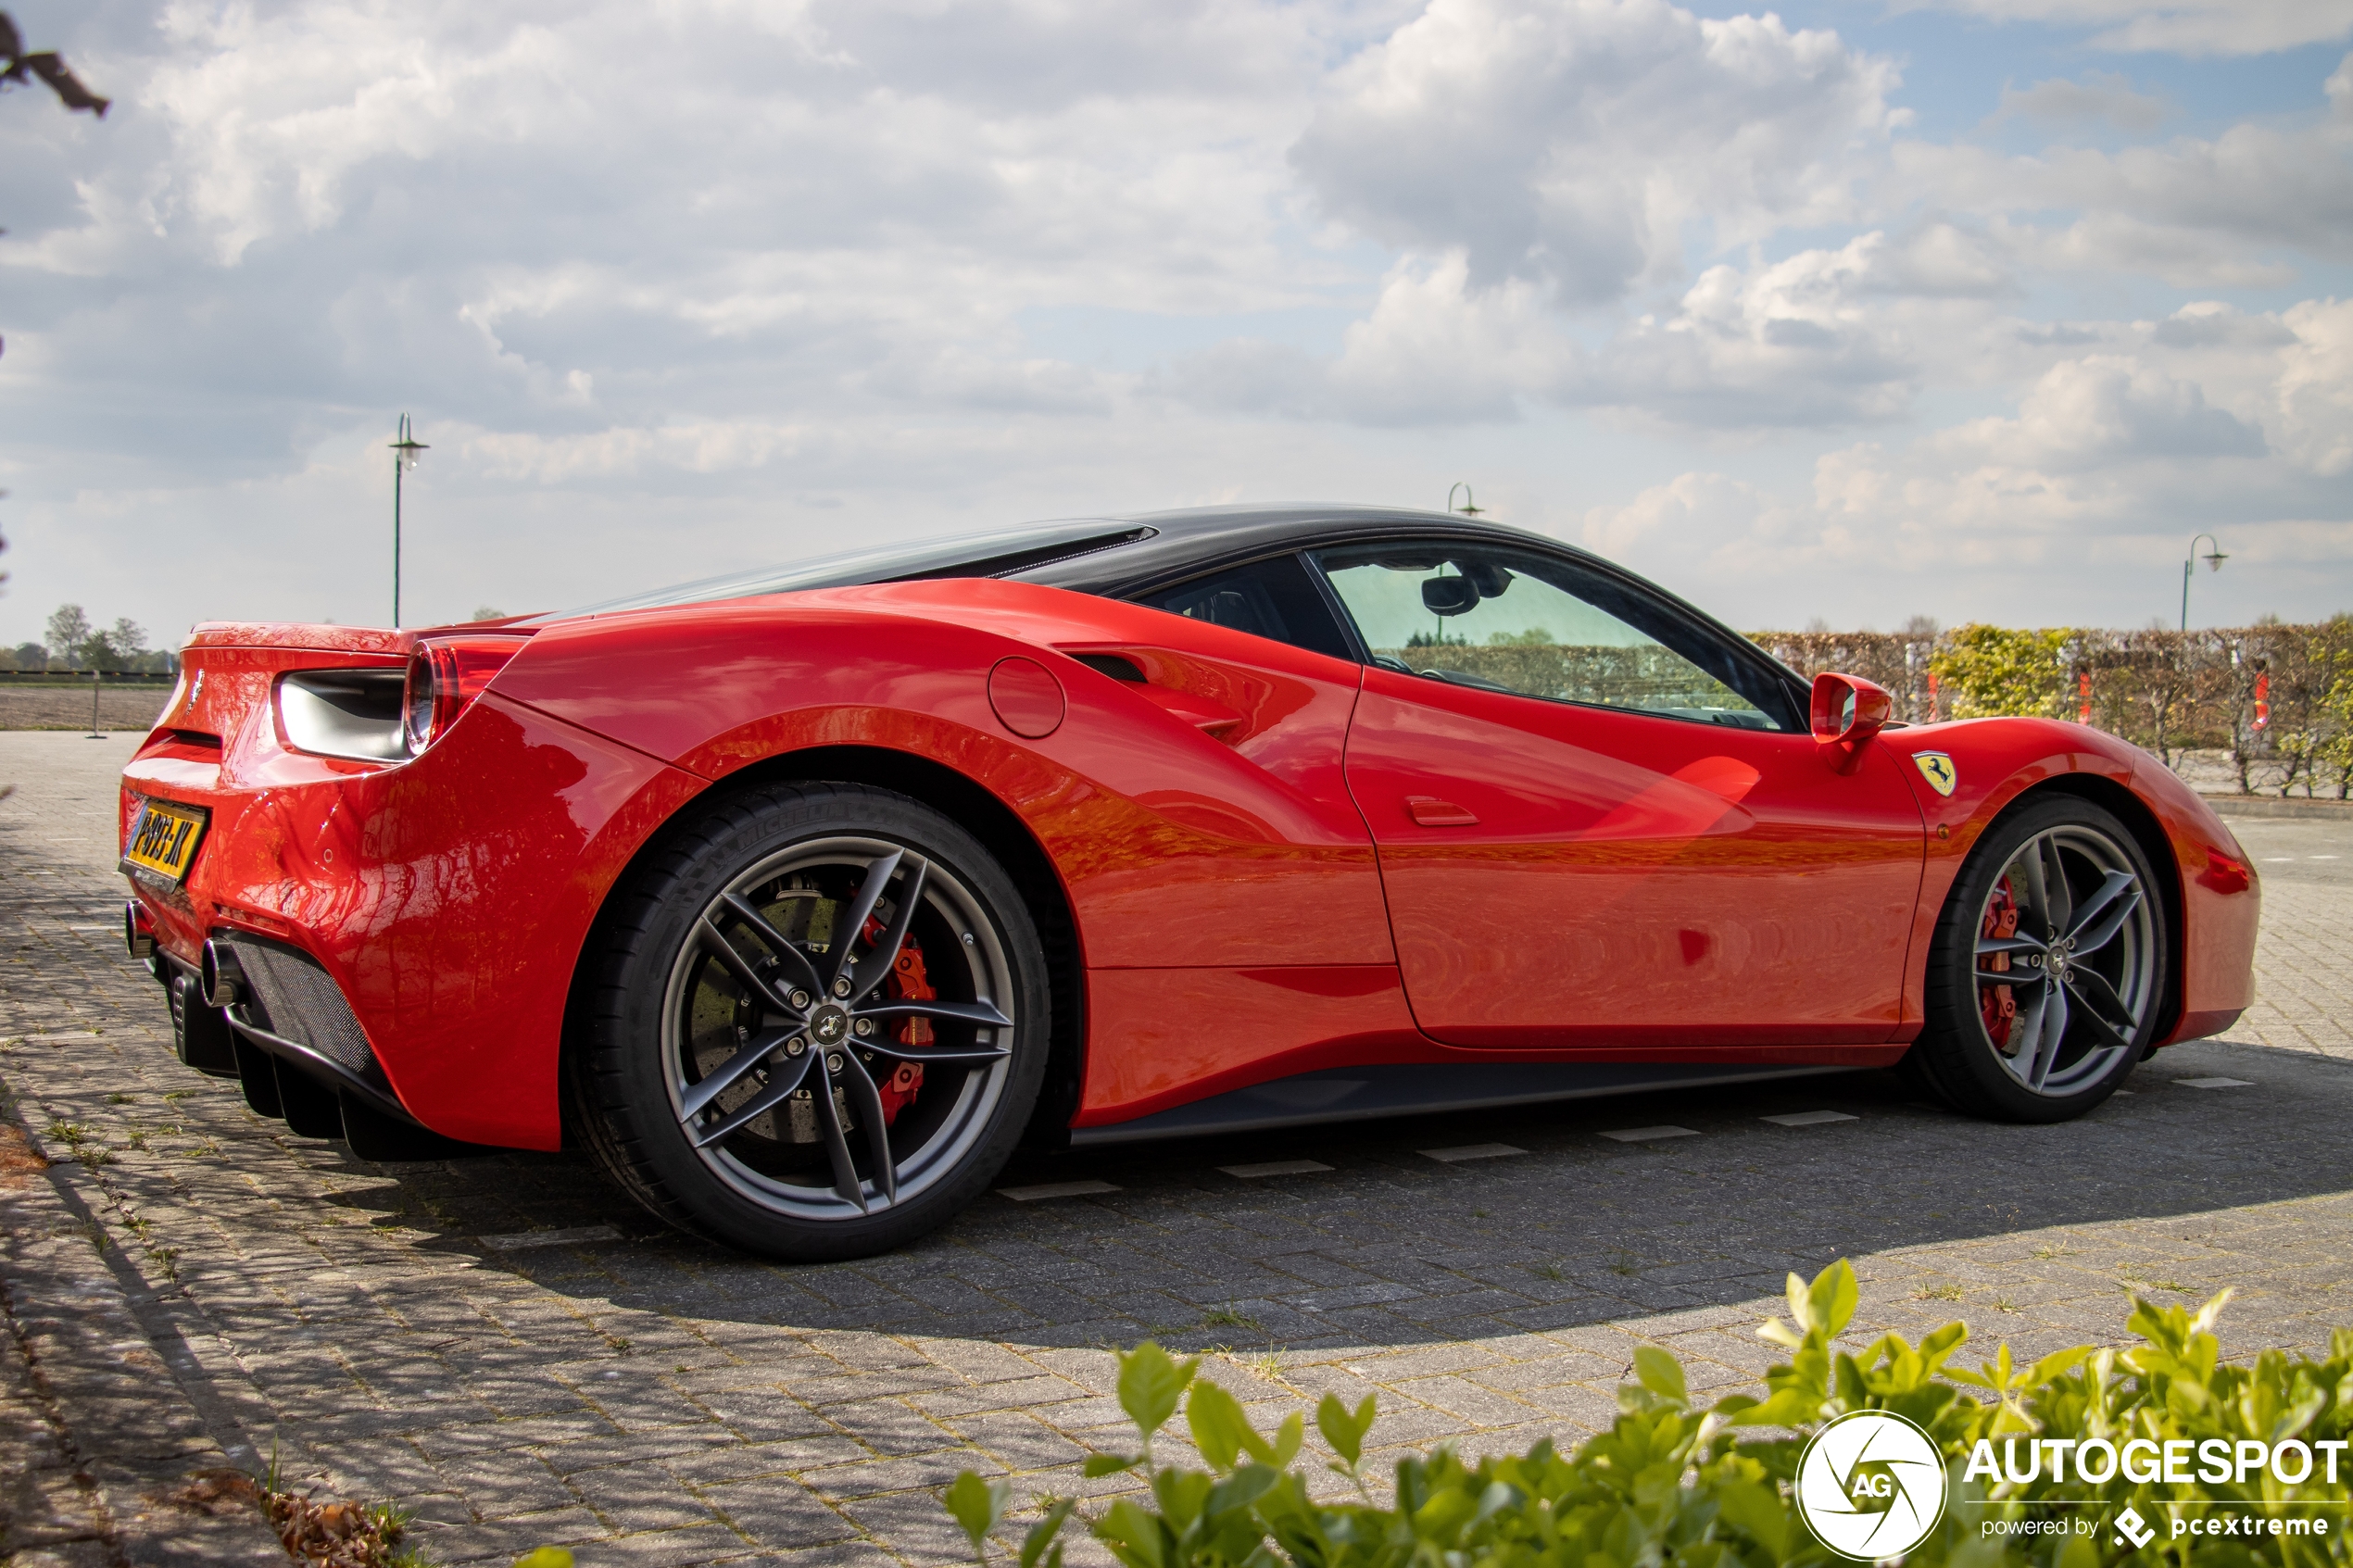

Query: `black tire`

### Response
(571, 782, 1049, 1260)
(1906, 794, 2166, 1123)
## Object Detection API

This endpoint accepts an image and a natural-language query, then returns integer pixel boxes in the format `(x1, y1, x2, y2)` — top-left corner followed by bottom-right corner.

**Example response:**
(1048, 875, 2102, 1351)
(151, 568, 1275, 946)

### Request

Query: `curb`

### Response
(2201, 794, 2353, 821)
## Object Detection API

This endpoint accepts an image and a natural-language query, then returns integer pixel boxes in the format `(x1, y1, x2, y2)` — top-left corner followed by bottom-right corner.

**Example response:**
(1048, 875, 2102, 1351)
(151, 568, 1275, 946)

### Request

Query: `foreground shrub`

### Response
(944, 1261, 2352, 1566)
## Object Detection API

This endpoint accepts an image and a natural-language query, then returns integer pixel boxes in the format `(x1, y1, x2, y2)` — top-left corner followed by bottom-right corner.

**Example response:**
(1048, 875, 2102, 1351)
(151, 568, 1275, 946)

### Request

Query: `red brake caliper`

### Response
(859, 914, 934, 1124)
(1981, 879, 2018, 1048)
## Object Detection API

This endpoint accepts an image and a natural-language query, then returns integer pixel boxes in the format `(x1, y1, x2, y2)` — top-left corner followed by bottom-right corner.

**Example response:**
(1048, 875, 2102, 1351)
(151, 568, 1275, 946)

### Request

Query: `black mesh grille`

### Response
(221, 933, 379, 1078)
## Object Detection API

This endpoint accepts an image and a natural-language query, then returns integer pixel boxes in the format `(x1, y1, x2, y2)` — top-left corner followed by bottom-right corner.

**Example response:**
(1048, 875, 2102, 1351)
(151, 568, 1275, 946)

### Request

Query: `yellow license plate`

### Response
(124, 798, 208, 882)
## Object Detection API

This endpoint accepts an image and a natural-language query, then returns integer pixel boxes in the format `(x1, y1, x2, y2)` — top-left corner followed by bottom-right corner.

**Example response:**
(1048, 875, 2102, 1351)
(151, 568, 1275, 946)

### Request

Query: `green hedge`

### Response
(942, 1260, 2352, 1566)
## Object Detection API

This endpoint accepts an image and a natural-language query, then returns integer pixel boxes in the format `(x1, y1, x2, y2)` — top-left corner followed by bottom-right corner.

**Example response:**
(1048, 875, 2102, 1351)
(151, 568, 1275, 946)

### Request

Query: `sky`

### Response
(1, 0, 2349, 646)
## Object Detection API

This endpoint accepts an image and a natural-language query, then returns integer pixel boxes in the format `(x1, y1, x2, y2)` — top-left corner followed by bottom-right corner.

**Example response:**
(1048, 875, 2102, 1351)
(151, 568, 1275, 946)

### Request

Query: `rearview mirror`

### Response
(1810, 671, 1893, 771)
(1422, 577, 1480, 616)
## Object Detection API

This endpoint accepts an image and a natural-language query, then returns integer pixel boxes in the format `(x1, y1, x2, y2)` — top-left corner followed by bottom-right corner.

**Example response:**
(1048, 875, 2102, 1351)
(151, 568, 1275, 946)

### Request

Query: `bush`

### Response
(1930, 626, 2075, 721)
(944, 1260, 2352, 1566)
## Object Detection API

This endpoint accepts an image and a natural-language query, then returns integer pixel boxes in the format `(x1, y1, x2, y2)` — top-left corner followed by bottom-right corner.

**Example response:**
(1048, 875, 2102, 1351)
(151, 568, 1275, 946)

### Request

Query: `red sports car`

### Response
(120, 507, 2259, 1258)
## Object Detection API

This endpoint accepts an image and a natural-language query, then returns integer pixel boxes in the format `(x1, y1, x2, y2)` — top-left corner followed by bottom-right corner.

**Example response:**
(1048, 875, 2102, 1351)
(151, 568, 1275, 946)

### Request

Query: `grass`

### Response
(1991, 1297, 2022, 1313)
(1201, 1306, 1264, 1334)
(1529, 1262, 1567, 1282)
(2031, 1244, 2076, 1260)
(107, 1092, 135, 1104)
(1914, 1282, 1965, 1301)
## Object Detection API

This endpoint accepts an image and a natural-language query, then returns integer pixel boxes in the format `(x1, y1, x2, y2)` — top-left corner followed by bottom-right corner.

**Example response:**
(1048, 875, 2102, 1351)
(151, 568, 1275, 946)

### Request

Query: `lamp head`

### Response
(390, 412, 428, 471)
(2203, 548, 2228, 573)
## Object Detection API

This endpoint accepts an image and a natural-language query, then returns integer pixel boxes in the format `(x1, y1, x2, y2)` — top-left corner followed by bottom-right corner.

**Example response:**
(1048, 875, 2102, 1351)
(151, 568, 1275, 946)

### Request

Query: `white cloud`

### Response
(1995, 71, 2170, 131)
(1290, 0, 1903, 306)
(1903, 0, 2353, 56)
(4, 0, 2352, 644)
(1906, 107, 2353, 289)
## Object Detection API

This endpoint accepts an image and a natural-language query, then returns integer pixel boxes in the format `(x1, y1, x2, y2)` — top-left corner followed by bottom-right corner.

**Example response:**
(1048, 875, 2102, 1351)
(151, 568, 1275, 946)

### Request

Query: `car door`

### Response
(1309, 538, 1927, 1050)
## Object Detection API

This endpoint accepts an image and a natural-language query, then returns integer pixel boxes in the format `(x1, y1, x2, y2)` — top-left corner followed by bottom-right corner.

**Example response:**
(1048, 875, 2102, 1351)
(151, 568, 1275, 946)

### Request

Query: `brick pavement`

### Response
(3, 733, 2349, 1566)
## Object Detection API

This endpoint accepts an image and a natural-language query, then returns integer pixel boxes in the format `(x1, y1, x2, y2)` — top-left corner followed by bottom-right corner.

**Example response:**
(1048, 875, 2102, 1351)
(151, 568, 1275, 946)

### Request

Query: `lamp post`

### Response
(2180, 533, 2226, 632)
(390, 413, 428, 628)
(1446, 483, 1483, 517)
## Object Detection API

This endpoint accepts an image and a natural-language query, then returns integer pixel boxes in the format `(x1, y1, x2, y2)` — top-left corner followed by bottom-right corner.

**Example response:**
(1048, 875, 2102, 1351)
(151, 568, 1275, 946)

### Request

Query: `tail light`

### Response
(403, 637, 524, 754)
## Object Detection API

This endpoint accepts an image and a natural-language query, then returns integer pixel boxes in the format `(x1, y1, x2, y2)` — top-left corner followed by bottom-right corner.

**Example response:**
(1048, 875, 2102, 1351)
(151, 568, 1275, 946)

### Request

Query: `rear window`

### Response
(541, 521, 1155, 619)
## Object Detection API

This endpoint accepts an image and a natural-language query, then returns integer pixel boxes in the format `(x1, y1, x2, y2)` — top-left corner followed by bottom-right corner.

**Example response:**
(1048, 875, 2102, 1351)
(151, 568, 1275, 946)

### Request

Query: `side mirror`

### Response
(1811, 671, 1893, 771)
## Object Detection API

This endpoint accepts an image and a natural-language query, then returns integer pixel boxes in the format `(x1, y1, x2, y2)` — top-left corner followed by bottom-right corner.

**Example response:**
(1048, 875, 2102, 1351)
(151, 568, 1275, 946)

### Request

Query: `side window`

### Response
(1309, 542, 1791, 731)
(1134, 553, 1356, 662)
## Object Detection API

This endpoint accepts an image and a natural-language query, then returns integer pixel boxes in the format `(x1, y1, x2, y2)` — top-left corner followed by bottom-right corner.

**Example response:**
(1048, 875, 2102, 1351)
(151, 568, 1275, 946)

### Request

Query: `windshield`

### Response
(537, 520, 1154, 619)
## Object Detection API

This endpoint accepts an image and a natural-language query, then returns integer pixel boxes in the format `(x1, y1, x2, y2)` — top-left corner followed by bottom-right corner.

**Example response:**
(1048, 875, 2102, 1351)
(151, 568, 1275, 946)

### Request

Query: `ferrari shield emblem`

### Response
(1914, 752, 1958, 797)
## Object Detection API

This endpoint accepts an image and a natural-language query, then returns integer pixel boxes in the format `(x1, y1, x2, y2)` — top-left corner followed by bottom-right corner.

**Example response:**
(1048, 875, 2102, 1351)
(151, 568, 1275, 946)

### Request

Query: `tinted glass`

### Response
(1310, 542, 1791, 730)
(542, 521, 1152, 619)
(1135, 554, 1356, 661)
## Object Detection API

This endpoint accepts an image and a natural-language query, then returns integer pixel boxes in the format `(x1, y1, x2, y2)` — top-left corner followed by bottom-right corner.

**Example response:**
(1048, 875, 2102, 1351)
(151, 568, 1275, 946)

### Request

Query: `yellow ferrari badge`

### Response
(1914, 752, 1958, 797)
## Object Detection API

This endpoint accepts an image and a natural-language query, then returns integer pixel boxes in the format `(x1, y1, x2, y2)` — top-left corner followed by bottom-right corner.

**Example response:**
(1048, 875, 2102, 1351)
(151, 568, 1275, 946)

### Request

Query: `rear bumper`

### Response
(122, 690, 706, 1148)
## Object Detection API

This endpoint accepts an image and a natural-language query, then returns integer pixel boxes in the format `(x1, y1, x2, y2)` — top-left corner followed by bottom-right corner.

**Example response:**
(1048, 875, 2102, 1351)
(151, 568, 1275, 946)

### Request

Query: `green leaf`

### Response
(1316, 1392, 1376, 1466)
(1807, 1259, 1858, 1340)
(512, 1552, 574, 1568)
(1094, 1499, 1168, 1568)
(1020, 1499, 1076, 1568)
(1712, 1477, 1788, 1558)
(2025, 1346, 2093, 1388)
(1204, 1463, 1278, 1522)
(1117, 1343, 1200, 1441)
(1726, 1388, 1819, 1427)
(1632, 1345, 1687, 1404)
(1269, 1410, 1303, 1469)
(1083, 1452, 1142, 1478)
(1783, 1270, 1813, 1331)
(1188, 1381, 1251, 1472)
(944, 1473, 1010, 1559)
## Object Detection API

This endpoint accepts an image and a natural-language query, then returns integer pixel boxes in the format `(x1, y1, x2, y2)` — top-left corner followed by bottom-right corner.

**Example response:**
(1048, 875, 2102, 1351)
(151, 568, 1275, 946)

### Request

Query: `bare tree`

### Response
(1, 13, 109, 116)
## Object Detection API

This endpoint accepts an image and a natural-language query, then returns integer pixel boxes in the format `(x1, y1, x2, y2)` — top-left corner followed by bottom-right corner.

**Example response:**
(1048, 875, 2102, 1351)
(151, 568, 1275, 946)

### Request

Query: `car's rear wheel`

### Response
(572, 782, 1048, 1259)
(1906, 795, 2164, 1123)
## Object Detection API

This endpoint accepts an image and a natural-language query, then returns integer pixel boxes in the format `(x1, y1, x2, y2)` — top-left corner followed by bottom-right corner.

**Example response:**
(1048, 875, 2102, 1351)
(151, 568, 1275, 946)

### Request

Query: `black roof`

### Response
(1007, 504, 1582, 597)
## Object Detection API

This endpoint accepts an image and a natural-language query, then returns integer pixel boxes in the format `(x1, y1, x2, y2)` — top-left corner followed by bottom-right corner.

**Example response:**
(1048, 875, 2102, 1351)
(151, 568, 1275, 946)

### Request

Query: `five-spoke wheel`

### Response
(573, 784, 1048, 1259)
(1910, 796, 2165, 1121)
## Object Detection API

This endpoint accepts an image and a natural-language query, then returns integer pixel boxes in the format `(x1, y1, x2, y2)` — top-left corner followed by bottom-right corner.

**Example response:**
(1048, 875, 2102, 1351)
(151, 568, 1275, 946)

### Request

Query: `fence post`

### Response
(87, 670, 103, 740)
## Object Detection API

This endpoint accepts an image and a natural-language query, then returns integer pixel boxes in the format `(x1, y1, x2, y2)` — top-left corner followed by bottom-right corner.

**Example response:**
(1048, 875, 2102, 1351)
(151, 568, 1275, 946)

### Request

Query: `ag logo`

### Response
(1914, 751, 1958, 797)
(1794, 1410, 1948, 1560)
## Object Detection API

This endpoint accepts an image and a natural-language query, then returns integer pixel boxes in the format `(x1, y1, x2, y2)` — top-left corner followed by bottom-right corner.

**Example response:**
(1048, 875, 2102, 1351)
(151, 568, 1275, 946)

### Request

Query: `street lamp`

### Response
(1446, 482, 1483, 517)
(2180, 533, 2226, 632)
(390, 413, 428, 628)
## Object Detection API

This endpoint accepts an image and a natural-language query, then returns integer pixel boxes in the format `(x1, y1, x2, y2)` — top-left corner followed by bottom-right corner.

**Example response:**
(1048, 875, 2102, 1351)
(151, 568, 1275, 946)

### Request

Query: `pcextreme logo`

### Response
(1795, 1410, 1949, 1560)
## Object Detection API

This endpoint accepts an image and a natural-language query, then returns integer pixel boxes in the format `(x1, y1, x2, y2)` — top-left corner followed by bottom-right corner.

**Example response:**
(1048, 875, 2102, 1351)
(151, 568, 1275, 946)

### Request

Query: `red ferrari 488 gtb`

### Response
(120, 507, 2259, 1258)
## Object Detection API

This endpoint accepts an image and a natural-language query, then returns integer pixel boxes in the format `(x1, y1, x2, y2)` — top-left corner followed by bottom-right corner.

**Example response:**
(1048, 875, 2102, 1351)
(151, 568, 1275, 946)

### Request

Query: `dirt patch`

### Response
(0, 1119, 49, 1192)
(0, 688, 170, 731)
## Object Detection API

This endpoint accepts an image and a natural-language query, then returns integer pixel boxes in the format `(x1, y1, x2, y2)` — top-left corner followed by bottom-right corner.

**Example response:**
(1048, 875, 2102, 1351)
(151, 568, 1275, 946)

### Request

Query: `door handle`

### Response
(1406, 797, 1478, 826)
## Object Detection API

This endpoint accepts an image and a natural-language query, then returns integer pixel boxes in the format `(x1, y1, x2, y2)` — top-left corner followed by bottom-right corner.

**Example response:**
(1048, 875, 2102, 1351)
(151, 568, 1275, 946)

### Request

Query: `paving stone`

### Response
(8, 736, 2353, 1563)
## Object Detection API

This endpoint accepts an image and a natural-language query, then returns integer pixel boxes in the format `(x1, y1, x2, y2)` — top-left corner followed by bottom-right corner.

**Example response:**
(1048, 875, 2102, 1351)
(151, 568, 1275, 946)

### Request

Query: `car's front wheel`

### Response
(1906, 794, 2166, 1123)
(572, 782, 1049, 1259)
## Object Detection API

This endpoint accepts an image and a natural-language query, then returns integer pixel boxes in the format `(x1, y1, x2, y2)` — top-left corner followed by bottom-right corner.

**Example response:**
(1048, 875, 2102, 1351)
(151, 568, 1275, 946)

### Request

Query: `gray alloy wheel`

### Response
(1907, 795, 2166, 1123)
(572, 782, 1049, 1259)
(1969, 822, 2157, 1098)
(661, 834, 1018, 1221)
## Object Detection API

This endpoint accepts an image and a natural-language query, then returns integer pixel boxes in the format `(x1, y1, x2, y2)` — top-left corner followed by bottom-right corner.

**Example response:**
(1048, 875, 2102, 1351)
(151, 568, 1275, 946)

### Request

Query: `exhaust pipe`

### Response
(124, 899, 155, 960)
(199, 939, 245, 1008)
